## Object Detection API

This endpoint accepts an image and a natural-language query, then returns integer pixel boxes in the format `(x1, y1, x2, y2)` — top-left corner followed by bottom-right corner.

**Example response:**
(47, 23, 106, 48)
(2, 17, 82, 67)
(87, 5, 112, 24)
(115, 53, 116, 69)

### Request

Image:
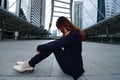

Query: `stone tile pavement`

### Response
(0, 40, 120, 80)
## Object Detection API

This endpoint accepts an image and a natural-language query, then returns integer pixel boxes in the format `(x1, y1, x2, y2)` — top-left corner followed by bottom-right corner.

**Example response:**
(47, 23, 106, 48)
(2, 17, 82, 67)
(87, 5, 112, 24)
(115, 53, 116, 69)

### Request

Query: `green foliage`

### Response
(19, 8, 27, 20)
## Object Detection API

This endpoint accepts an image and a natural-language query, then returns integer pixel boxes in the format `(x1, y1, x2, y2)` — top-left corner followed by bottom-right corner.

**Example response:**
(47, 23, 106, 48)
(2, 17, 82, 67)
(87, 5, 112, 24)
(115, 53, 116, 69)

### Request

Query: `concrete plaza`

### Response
(0, 40, 120, 80)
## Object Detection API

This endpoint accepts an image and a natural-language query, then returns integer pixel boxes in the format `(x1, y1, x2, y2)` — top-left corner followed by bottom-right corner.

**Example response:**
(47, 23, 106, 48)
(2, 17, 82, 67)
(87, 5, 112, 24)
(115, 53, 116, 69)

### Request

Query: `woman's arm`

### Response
(37, 30, 81, 51)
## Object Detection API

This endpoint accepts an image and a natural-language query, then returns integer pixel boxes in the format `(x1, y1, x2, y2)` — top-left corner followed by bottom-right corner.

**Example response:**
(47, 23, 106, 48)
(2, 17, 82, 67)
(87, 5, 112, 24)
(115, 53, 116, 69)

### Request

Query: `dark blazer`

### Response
(37, 30, 84, 79)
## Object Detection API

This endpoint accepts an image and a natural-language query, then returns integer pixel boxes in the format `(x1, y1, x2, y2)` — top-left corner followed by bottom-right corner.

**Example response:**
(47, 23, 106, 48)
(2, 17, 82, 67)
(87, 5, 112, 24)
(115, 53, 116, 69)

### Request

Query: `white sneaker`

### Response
(13, 64, 33, 72)
(16, 61, 24, 65)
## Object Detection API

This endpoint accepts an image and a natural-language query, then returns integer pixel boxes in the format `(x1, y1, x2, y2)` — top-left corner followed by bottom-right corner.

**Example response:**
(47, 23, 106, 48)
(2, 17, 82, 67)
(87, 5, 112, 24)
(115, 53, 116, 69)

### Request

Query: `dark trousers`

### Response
(29, 48, 71, 75)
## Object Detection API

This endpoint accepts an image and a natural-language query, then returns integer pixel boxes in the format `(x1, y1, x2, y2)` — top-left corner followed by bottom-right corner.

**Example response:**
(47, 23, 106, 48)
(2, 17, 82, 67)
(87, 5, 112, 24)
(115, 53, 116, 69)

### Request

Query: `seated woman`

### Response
(13, 16, 85, 80)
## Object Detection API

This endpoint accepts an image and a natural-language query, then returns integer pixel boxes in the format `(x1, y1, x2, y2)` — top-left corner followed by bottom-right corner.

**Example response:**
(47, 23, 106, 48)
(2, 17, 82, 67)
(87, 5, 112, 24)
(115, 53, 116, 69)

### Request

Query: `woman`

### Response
(13, 16, 85, 80)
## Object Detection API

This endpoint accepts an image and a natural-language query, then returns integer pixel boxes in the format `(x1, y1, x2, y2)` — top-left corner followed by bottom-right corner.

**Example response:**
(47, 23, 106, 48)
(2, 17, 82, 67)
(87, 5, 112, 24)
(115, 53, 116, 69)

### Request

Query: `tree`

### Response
(19, 8, 27, 20)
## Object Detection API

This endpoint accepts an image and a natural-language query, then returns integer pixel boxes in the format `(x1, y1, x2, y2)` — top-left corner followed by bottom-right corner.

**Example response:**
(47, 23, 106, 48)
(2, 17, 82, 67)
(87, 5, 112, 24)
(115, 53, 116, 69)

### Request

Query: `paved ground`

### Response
(0, 40, 120, 80)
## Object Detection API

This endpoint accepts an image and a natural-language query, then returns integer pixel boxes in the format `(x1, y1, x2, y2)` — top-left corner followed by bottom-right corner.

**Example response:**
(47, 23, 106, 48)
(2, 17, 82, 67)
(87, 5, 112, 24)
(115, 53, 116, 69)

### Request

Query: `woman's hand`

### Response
(36, 51, 40, 55)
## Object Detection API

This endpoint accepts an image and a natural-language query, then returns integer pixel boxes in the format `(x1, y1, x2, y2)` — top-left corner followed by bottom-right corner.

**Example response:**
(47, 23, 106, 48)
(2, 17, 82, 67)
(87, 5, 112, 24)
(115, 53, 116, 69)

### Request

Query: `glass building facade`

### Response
(73, 1, 83, 29)
(0, 0, 8, 9)
(97, 0, 118, 22)
(97, 0, 105, 22)
(105, 0, 116, 18)
(116, 0, 120, 13)
(16, 0, 46, 28)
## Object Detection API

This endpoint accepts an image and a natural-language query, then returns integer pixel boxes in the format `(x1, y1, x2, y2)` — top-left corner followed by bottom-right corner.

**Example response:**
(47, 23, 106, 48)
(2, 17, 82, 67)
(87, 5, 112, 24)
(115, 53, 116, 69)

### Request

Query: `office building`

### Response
(0, 0, 8, 9)
(97, 0, 105, 22)
(16, 0, 46, 28)
(116, 0, 120, 13)
(73, 1, 83, 29)
(97, 0, 117, 22)
(0, 0, 9, 40)
(105, 0, 116, 18)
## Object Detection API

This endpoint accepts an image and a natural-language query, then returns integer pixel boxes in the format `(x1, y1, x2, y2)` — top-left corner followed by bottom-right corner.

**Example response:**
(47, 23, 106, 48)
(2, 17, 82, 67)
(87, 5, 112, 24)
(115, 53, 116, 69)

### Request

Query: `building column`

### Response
(1, 0, 4, 8)
(1, 17, 5, 40)
(70, 0, 73, 21)
(106, 25, 109, 42)
(16, 0, 21, 16)
(0, 28, 2, 40)
(40, 0, 46, 27)
(95, 30, 98, 41)
(49, 0, 54, 32)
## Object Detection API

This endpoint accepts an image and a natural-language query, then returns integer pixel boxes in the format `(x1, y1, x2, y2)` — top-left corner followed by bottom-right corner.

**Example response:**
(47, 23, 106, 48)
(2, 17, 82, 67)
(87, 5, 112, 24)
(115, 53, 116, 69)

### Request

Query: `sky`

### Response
(8, 0, 16, 13)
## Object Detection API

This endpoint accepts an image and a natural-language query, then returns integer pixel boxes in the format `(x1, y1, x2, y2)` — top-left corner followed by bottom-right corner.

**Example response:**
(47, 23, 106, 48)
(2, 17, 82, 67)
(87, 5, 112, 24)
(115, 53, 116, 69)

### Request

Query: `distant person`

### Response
(13, 16, 85, 80)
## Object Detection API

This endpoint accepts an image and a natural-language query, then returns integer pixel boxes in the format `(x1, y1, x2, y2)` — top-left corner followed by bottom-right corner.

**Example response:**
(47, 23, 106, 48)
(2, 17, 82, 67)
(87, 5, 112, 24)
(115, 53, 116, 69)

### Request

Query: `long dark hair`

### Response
(56, 16, 84, 41)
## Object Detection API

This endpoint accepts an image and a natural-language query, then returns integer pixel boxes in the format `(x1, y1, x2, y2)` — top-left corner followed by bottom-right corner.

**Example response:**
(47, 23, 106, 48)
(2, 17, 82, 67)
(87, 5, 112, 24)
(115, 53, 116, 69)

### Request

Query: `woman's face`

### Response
(59, 28, 64, 33)
(58, 26, 65, 34)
